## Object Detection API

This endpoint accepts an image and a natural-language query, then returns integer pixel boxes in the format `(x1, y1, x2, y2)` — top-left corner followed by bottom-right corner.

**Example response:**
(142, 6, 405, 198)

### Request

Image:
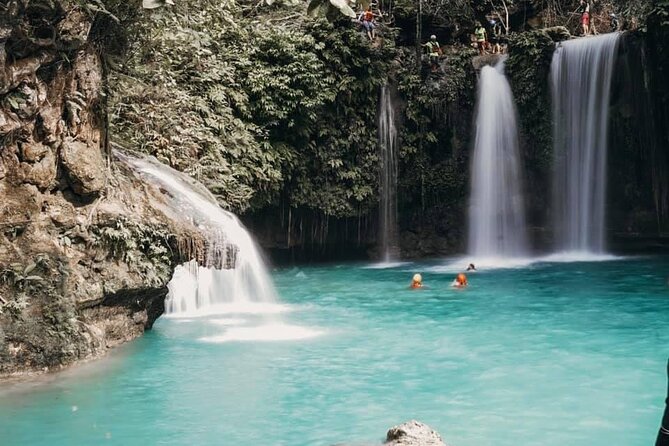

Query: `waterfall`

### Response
(467, 57, 529, 259)
(115, 151, 278, 316)
(378, 83, 399, 261)
(551, 33, 621, 254)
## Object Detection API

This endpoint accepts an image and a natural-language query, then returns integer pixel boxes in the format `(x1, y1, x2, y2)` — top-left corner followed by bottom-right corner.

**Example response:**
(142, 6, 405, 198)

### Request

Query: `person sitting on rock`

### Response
(474, 22, 488, 56)
(358, 6, 377, 41)
(423, 35, 442, 72)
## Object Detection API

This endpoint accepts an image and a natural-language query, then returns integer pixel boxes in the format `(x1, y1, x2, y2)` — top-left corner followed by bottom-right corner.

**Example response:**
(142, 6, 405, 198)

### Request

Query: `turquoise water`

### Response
(1, 257, 668, 446)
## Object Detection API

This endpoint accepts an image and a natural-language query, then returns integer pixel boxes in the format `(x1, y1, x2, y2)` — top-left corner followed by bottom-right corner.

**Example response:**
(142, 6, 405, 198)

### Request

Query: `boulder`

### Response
(385, 420, 447, 446)
(60, 138, 107, 196)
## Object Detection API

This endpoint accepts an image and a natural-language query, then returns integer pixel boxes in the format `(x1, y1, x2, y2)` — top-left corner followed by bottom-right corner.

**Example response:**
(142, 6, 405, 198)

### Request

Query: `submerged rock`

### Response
(385, 420, 447, 446)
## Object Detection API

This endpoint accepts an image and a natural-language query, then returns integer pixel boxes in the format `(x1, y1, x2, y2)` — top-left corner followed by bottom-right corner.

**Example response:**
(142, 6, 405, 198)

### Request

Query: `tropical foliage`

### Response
(108, 0, 393, 216)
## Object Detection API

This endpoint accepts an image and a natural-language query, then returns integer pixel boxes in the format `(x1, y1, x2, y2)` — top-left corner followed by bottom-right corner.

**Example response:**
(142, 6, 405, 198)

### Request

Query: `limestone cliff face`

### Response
(0, 1, 202, 376)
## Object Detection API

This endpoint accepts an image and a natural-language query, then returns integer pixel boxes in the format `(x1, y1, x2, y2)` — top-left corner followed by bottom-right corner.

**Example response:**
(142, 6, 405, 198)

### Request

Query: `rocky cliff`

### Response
(0, 1, 204, 376)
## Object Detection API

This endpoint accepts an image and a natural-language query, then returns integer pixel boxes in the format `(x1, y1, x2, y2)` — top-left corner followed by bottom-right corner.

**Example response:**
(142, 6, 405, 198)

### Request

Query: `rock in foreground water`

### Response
(385, 420, 447, 446)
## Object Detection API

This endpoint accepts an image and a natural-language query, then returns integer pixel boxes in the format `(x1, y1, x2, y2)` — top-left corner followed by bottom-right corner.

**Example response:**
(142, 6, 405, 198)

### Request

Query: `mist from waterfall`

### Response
(551, 33, 621, 254)
(467, 57, 529, 260)
(115, 151, 278, 316)
(378, 83, 399, 261)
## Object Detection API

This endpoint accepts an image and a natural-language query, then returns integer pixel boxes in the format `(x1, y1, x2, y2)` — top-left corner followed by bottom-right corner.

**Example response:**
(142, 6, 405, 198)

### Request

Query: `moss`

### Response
(505, 29, 561, 226)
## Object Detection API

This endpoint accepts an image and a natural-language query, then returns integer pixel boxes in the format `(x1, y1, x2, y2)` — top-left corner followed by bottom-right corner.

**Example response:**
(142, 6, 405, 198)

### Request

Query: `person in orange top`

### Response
(410, 273, 423, 289)
(452, 273, 468, 288)
(358, 6, 377, 41)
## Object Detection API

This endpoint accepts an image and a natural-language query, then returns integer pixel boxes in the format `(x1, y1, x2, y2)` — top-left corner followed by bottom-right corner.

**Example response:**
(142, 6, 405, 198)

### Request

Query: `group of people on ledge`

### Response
(421, 19, 506, 73)
(473, 19, 505, 56)
(410, 264, 476, 290)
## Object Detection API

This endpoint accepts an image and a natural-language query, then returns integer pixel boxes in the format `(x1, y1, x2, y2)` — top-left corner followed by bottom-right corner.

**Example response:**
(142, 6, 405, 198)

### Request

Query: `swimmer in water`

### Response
(466, 263, 476, 271)
(410, 273, 423, 289)
(452, 273, 468, 288)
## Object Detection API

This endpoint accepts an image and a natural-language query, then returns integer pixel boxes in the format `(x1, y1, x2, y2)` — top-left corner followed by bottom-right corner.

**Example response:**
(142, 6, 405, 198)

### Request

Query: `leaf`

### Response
(23, 263, 37, 276)
(328, 0, 356, 18)
(24, 276, 43, 282)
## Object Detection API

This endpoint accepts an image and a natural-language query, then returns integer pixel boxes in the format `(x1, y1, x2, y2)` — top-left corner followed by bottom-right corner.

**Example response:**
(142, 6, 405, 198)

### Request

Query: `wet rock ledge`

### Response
(0, 1, 206, 377)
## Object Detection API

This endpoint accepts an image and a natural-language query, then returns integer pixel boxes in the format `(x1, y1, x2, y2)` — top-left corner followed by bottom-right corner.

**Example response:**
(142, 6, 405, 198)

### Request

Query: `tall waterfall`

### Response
(378, 83, 399, 261)
(467, 57, 529, 259)
(551, 33, 621, 253)
(115, 151, 278, 315)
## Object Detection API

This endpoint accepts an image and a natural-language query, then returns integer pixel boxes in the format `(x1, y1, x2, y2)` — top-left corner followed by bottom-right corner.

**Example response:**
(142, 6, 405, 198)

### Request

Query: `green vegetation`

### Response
(108, 1, 393, 217)
(96, 0, 664, 255)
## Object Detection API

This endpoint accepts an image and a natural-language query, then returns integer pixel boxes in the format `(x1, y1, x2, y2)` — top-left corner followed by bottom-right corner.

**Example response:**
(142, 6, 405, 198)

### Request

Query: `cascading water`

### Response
(467, 57, 529, 259)
(378, 83, 399, 261)
(551, 33, 621, 254)
(114, 151, 278, 316)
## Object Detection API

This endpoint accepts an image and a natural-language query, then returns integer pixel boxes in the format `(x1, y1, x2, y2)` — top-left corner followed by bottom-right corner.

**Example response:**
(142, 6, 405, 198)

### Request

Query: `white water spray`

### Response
(115, 151, 277, 316)
(378, 83, 400, 261)
(468, 57, 529, 259)
(551, 33, 621, 254)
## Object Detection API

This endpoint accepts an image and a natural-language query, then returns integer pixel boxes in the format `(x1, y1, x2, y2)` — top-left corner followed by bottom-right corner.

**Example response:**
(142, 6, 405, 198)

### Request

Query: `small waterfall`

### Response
(551, 33, 621, 254)
(467, 57, 529, 259)
(115, 151, 278, 315)
(378, 83, 399, 261)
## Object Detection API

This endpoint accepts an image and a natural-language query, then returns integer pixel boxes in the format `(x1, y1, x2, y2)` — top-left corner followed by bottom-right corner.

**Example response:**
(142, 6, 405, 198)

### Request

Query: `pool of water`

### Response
(1, 257, 667, 446)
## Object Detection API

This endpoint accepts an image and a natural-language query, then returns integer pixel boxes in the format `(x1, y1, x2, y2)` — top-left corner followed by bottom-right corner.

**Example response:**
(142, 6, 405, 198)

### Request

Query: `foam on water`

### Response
(364, 261, 410, 269)
(428, 256, 536, 273)
(537, 251, 623, 263)
(200, 323, 324, 343)
(209, 318, 247, 326)
(162, 302, 293, 319)
(428, 252, 623, 273)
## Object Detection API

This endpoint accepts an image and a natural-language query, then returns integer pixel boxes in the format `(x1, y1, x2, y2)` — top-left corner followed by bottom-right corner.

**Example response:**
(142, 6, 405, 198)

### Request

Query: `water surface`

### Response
(1, 257, 667, 446)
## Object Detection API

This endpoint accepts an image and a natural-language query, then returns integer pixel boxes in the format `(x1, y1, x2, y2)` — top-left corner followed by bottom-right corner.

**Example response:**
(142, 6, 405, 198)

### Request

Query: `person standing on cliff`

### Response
(658, 359, 669, 446)
(578, 0, 591, 36)
(423, 35, 442, 72)
(474, 22, 488, 55)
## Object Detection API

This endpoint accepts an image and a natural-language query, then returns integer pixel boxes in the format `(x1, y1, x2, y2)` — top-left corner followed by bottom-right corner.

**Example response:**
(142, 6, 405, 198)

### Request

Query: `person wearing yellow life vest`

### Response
(423, 35, 442, 72)
(474, 22, 488, 55)
(358, 6, 377, 41)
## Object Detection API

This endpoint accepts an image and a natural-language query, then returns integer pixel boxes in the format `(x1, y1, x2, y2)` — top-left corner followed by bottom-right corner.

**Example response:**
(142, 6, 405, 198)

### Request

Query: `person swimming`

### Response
(466, 263, 476, 271)
(410, 273, 423, 289)
(452, 273, 468, 288)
